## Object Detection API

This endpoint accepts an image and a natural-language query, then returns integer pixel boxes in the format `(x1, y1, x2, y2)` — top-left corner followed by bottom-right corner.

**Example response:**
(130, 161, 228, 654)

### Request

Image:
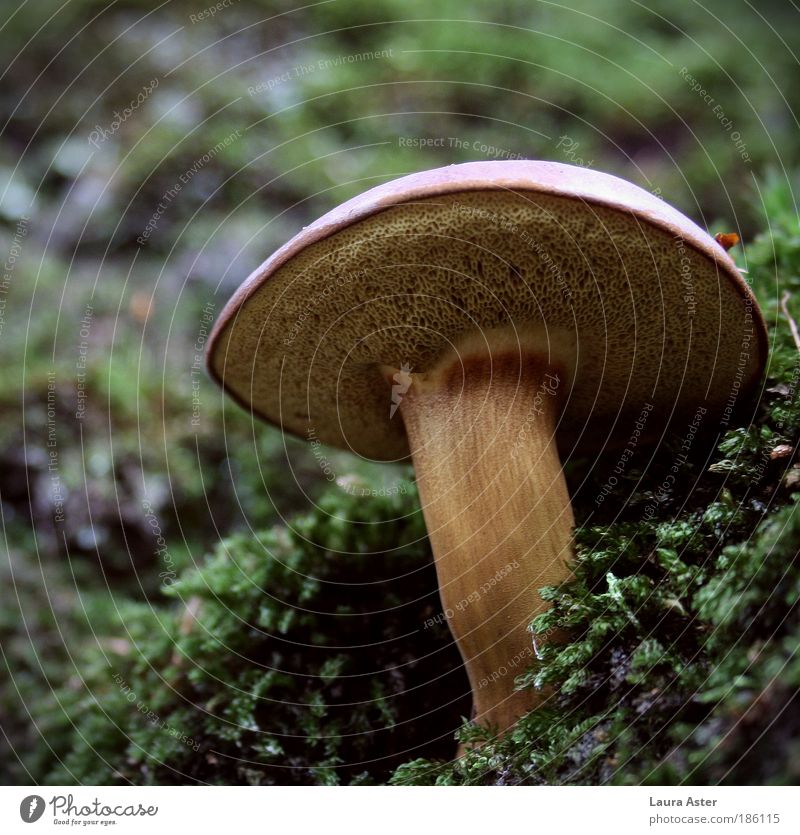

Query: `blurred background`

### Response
(1, 0, 799, 785)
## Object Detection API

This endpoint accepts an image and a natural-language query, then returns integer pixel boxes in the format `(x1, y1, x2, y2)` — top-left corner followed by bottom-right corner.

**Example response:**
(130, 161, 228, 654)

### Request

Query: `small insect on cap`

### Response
(207, 160, 766, 459)
(715, 232, 741, 251)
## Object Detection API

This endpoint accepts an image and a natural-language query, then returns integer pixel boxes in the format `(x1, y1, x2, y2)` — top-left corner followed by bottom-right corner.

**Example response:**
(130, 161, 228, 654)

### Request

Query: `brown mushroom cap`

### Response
(207, 160, 767, 460)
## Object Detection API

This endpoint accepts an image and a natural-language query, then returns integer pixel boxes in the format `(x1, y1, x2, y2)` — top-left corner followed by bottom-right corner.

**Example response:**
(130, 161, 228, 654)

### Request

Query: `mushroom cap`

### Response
(207, 160, 766, 461)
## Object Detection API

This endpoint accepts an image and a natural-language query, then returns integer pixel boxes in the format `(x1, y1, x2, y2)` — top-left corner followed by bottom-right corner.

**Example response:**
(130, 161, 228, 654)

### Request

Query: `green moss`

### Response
(42, 488, 469, 785)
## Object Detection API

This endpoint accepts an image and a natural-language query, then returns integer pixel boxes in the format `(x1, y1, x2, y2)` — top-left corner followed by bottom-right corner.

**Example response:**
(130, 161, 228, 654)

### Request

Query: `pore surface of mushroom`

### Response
(207, 160, 766, 735)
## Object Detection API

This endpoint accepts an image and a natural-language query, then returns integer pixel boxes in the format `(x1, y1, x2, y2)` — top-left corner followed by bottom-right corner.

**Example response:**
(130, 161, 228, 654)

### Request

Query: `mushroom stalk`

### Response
(396, 342, 574, 733)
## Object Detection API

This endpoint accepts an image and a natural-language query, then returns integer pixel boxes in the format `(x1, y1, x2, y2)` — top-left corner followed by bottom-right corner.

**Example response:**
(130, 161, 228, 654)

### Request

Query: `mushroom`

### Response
(206, 161, 766, 736)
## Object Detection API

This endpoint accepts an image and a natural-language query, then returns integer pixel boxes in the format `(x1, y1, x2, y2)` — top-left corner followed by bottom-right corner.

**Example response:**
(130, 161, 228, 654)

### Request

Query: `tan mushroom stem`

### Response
(386, 335, 574, 733)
